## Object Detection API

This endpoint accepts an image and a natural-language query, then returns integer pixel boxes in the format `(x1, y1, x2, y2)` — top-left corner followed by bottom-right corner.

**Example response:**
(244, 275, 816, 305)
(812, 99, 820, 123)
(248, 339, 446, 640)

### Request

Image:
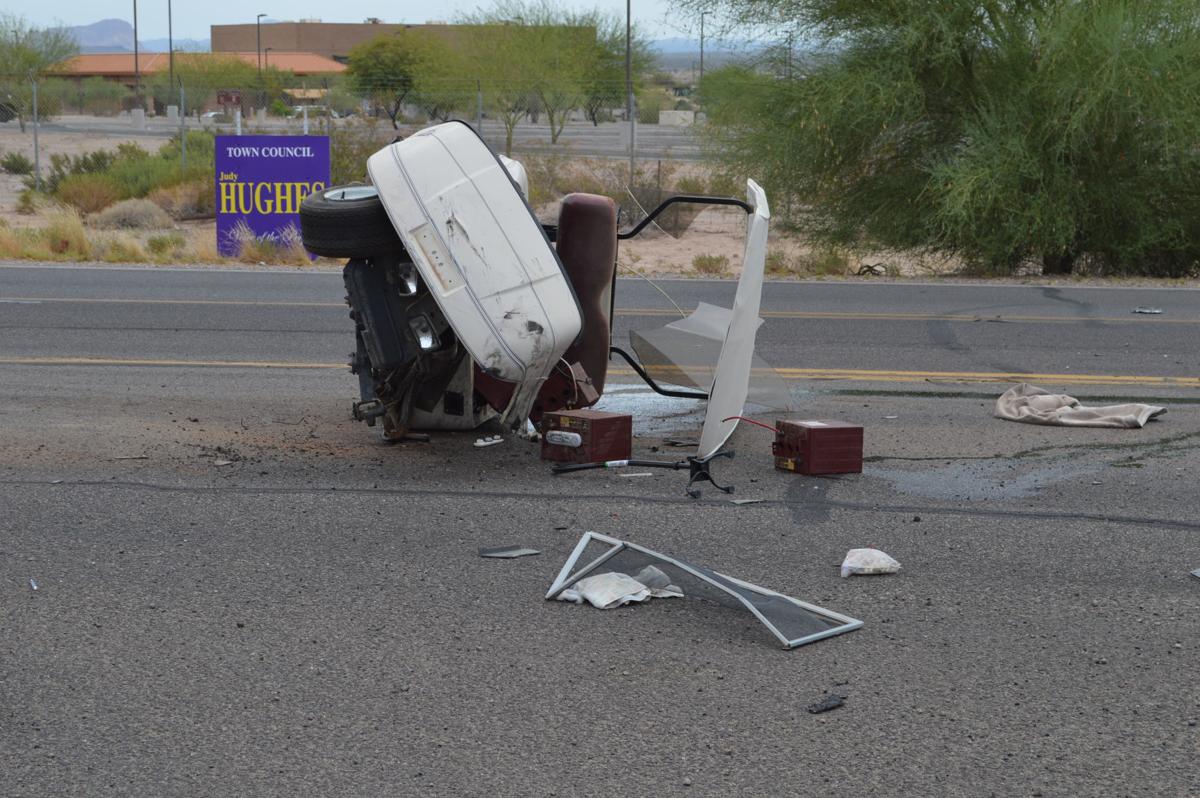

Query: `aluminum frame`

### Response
(546, 532, 863, 649)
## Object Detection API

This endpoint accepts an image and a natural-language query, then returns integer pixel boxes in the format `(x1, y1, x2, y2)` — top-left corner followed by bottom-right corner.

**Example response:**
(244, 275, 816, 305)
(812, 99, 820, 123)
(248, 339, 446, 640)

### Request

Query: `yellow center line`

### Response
(2, 297, 1195, 324)
(0, 356, 1194, 387)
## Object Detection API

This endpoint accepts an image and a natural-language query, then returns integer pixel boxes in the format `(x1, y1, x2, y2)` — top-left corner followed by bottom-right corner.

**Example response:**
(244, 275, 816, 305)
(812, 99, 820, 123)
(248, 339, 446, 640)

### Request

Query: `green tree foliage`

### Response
(461, 1, 654, 149)
(695, 0, 1200, 275)
(0, 14, 78, 132)
(347, 31, 437, 129)
(145, 54, 270, 113)
(76, 76, 131, 115)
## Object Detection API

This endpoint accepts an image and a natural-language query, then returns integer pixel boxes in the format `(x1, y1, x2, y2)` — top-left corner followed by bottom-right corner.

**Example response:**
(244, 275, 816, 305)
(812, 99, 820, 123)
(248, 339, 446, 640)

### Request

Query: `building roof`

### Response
(53, 51, 347, 77)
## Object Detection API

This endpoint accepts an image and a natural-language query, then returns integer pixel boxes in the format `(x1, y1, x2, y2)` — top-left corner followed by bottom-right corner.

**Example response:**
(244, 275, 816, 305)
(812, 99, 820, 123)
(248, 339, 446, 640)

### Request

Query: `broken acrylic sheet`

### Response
(557, 565, 684, 610)
(995, 383, 1166, 429)
(547, 532, 862, 648)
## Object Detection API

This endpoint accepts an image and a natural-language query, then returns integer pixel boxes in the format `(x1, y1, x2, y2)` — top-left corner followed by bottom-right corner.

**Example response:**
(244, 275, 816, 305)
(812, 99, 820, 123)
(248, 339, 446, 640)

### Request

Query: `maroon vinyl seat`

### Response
(527, 193, 618, 420)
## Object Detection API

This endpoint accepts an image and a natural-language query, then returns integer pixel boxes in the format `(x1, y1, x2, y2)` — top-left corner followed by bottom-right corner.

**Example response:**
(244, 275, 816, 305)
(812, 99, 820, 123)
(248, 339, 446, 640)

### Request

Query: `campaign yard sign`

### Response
(215, 135, 330, 256)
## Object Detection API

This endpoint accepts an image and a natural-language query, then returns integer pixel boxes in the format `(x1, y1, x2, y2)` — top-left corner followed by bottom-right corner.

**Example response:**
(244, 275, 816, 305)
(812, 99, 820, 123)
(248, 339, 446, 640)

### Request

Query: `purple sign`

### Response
(215, 135, 330, 256)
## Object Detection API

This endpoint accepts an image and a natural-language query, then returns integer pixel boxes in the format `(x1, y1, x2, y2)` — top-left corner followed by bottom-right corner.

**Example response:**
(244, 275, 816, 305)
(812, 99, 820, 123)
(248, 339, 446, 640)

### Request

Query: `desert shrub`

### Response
(40, 207, 91, 259)
(45, 136, 213, 208)
(16, 189, 41, 215)
(765, 249, 794, 275)
(329, 120, 392, 185)
(41, 149, 116, 194)
(94, 234, 147, 263)
(91, 198, 173, 229)
(1, 151, 34, 175)
(148, 179, 214, 219)
(699, 0, 1200, 275)
(147, 232, 186, 257)
(692, 253, 728, 274)
(56, 174, 121, 213)
(798, 247, 849, 276)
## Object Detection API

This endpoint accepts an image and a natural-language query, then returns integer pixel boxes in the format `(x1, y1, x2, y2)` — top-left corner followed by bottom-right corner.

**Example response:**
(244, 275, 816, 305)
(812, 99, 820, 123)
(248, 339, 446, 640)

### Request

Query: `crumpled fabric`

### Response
(558, 565, 684, 610)
(995, 383, 1166, 429)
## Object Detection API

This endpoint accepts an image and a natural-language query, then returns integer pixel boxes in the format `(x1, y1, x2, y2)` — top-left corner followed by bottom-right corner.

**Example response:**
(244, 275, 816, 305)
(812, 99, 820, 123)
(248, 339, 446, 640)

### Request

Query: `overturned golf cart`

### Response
(299, 121, 771, 480)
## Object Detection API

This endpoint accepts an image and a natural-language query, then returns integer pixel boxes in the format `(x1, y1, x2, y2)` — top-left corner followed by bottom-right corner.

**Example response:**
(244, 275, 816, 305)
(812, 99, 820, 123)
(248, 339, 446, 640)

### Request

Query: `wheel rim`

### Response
(323, 185, 378, 202)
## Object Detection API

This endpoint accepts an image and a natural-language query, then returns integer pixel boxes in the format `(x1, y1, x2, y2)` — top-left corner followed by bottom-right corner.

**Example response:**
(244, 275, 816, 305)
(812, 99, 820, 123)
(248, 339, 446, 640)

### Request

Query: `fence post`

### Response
(179, 83, 186, 172)
(30, 74, 41, 192)
(302, 104, 309, 135)
(476, 80, 483, 137)
(235, 108, 242, 135)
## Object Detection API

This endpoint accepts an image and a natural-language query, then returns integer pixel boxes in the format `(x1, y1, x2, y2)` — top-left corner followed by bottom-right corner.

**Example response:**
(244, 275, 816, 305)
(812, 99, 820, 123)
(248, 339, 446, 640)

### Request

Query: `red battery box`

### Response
(772, 420, 863, 475)
(540, 409, 632, 464)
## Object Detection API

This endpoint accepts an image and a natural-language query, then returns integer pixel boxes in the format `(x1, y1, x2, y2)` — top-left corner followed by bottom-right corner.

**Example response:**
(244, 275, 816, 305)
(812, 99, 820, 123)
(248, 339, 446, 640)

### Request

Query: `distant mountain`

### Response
(69, 18, 134, 51)
(67, 18, 209, 53)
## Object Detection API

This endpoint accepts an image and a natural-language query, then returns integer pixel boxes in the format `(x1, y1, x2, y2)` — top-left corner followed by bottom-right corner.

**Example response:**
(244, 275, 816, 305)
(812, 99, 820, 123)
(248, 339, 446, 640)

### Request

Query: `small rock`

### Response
(1094, 658, 1108, 665)
(807, 694, 845, 714)
(682, 778, 692, 787)
(913, 515, 921, 522)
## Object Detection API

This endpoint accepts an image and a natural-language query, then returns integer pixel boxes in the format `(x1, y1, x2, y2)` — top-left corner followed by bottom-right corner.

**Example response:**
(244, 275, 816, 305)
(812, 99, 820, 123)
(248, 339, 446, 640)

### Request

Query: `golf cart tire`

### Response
(300, 186, 404, 259)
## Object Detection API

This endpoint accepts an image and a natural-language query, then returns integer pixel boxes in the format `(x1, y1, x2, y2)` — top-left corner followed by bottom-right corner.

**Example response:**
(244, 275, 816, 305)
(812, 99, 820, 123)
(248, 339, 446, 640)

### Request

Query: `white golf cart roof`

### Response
(367, 122, 582, 428)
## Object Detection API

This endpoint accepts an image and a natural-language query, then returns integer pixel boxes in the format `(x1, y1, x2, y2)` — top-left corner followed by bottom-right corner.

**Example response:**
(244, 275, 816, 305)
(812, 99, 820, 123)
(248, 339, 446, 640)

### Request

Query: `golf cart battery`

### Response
(541, 409, 632, 463)
(773, 420, 863, 475)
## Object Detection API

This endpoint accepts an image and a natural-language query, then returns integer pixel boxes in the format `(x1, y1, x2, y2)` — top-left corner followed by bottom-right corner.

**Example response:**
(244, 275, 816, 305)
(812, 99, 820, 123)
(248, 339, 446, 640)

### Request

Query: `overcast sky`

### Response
(17, 0, 699, 42)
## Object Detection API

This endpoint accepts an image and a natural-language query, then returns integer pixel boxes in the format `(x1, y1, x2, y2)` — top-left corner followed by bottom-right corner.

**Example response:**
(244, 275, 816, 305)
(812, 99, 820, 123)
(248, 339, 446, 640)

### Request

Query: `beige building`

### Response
(211, 20, 462, 63)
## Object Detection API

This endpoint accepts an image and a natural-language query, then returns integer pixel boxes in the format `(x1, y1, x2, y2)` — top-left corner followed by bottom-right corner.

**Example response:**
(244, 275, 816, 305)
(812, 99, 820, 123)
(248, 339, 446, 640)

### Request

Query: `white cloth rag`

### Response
(558, 565, 684, 610)
(995, 383, 1165, 429)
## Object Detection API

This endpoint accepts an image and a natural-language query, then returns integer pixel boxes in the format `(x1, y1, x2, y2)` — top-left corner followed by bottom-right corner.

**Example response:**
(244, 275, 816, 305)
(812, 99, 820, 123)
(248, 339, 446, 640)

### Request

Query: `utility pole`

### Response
(168, 0, 174, 90)
(699, 11, 708, 85)
(133, 0, 141, 107)
(626, 0, 634, 186)
(256, 13, 267, 110)
(30, 74, 40, 192)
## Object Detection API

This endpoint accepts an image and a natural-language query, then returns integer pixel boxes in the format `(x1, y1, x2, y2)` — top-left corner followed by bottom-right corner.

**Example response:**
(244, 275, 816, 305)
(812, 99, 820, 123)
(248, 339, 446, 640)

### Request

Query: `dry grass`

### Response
(692, 253, 729, 275)
(94, 233, 148, 263)
(0, 207, 93, 260)
(148, 180, 215, 220)
(91, 198, 173, 230)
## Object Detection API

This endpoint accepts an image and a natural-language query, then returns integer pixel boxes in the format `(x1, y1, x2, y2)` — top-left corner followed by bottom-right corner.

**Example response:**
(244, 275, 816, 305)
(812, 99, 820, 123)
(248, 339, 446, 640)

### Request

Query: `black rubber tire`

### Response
(299, 185, 404, 259)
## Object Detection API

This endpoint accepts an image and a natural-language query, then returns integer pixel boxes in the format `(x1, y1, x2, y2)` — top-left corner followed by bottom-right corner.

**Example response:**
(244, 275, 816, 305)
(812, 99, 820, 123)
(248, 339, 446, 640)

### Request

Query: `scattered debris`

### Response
(402, 432, 431, 443)
(541, 410, 632, 463)
(995, 383, 1166, 429)
(212, 459, 234, 467)
(474, 435, 504, 448)
(28, 578, 38, 591)
(1191, 569, 1200, 580)
(729, 498, 764, 505)
(479, 546, 541, 559)
(549, 532, 862, 648)
(884, 415, 898, 420)
(807, 694, 845, 714)
(112, 455, 149, 461)
(773, 420, 864, 475)
(49, 479, 63, 485)
(856, 263, 886, 276)
(1132, 307, 1164, 314)
(663, 438, 698, 448)
(840, 548, 902, 578)
(557, 565, 684, 609)
(618, 472, 655, 478)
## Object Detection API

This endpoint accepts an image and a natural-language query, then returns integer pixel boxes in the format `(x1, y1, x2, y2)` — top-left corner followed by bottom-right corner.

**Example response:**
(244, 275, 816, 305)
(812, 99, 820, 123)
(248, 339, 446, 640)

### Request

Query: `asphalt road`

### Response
(1, 263, 1198, 796)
